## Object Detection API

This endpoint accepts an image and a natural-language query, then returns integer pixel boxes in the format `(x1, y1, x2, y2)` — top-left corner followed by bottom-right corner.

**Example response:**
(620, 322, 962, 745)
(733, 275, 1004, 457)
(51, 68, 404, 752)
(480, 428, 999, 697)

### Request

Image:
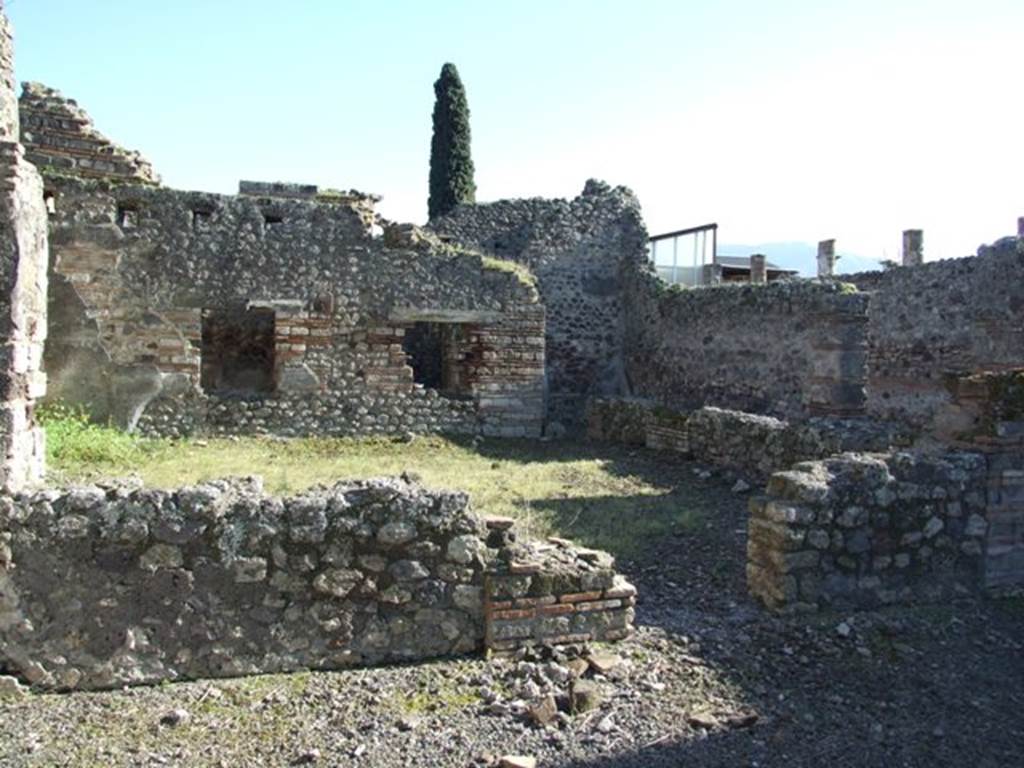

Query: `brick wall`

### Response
(0, 10, 47, 491)
(19, 82, 159, 184)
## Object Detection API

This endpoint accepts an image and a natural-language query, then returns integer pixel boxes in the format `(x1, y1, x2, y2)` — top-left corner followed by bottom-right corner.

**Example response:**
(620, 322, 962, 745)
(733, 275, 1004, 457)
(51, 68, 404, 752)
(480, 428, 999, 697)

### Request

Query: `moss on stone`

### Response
(480, 255, 538, 289)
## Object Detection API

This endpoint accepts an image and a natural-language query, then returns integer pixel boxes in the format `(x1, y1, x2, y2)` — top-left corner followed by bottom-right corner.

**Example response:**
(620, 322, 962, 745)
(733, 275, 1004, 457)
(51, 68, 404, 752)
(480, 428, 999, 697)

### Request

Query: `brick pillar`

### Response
(902, 229, 923, 267)
(1017, 217, 1024, 238)
(701, 262, 722, 286)
(816, 239, 836, 279)
(750, 254, 767, 285)
(0, 6, 48, 490)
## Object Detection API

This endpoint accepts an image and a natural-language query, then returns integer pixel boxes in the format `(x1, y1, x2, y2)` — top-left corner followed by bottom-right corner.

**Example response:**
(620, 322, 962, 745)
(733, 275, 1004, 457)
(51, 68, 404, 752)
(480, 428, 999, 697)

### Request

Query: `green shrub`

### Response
(38, 402, 142, 467)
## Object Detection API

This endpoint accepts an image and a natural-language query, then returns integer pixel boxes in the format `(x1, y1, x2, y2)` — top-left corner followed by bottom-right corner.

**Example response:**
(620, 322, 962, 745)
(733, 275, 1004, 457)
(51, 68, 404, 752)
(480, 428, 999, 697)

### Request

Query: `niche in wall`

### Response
(402, 322, 470, 397)
(200, 307, 276, 395)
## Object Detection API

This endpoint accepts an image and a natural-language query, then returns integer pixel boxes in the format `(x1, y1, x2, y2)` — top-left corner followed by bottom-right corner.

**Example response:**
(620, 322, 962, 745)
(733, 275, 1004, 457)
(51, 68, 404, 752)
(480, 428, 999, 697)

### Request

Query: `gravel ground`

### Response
(2, 463, 1023, 768)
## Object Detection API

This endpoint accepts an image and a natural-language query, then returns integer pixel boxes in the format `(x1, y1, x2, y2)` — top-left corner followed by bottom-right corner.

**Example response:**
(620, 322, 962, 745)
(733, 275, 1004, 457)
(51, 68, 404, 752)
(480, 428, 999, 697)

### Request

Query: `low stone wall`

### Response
(747, 451, 990, 611)
(0, 477, 634, 691)
(584, 397, 652, 445)
(587, 397, 904, 479)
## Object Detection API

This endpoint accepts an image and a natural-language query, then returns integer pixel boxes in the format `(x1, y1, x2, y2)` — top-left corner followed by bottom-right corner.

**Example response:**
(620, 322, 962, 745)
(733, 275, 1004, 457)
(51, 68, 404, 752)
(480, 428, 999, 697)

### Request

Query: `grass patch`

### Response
(38, 402, 162, 470)
(42, 425, 716, 557)
(479, 254, 538, 289)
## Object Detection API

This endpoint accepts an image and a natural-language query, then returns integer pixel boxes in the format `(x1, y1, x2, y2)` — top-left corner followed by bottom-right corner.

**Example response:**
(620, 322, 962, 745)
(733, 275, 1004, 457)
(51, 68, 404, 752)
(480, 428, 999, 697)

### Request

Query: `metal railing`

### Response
(649, 223, 717, 286)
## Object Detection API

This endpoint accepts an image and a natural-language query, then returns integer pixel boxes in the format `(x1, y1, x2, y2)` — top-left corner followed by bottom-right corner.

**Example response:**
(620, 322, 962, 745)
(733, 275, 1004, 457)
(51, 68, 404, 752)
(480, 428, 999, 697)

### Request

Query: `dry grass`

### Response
(44, 431, 706, 556)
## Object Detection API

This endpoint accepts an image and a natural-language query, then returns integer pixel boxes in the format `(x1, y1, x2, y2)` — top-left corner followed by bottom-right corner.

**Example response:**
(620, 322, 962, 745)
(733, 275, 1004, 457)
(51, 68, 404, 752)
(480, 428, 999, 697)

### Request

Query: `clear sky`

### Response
(7, 0, 1023, 262)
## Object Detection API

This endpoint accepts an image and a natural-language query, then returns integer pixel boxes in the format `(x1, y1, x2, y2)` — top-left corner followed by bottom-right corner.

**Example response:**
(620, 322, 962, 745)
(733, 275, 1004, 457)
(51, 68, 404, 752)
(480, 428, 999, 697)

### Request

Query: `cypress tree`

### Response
(428, 62, 476, 220)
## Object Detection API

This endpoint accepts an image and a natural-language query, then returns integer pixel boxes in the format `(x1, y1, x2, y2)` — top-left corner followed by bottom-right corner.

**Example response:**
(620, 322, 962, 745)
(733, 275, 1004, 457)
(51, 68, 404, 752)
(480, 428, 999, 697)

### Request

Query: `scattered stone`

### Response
(570, 679, 605, 714)
(724, 712, 760, 729)
(527, 695, 558, 727)
(0, 676, 26, 699)
(158, 708, 191, 728)
(586, 652, 622, 675)
(687, 712, 719, 730)
(836, 621, 853, 638)
(566, 658, 590, 679)
(731, 479, 751, 494)
(498, 757, 536, 768)
(293, 748, 321, 764)
(397, 715, 422, 732)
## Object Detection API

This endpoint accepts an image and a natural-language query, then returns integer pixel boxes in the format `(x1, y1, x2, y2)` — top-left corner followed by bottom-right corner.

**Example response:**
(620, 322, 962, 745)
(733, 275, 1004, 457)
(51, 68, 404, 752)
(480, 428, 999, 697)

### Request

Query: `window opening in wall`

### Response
(402, 322, 471, 398)
(200, 306, 276, 395)
(43, 190, 56, 215)
(117, 205, 138, 229)
(263, 211, 284, 226)
(191, 208, 212, 231)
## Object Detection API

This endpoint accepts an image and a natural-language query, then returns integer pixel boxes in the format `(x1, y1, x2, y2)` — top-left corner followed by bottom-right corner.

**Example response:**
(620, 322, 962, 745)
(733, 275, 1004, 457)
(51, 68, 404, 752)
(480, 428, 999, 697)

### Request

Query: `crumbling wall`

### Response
(42, 174, 545, 439)
(0, 8, 47, 491)
(587, 398, 905, 479)
(431, 180, 649, 425)
(19, 83, 159, 185)
(747, 451, 990, 611)
(623, 277, 870, 419)
(0, 476, 635, 691)
(844, 237, 1024, 430)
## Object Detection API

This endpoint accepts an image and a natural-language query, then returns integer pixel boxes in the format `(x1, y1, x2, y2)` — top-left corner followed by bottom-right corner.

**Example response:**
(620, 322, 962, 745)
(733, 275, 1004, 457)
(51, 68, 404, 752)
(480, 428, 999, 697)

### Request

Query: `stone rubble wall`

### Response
(587, 398, 905, 480)
(483, 518, 636, 654)
(843, 237, 1024, 430)
(43, 175, 545, 439)
(0, 11, 47, 491)
(747, 451, 990, 611)
(622, 276, 870, 420)
(929, 370, 1024, 588)
(0, 476, 635, 692)
(430, 180, 649, 426)
(18, 82, 159, 185)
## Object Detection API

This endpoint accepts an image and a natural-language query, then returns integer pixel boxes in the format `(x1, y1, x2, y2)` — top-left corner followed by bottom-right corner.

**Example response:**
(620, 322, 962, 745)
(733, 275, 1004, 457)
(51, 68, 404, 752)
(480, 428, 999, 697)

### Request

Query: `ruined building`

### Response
(22, 85, 545, 440)
(0, 0, 1021, 695)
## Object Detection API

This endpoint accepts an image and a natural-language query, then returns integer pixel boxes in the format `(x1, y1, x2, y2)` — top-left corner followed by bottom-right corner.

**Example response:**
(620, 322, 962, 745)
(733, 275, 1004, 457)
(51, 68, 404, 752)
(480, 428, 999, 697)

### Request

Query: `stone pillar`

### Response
(701, 262, 722, 286)
(1017, 217, 1024, 238)
(902, 229, 923, 267)
(816, 239, 836, 279)
(749, 254, 767, 285)
(0, 5, 48, 491)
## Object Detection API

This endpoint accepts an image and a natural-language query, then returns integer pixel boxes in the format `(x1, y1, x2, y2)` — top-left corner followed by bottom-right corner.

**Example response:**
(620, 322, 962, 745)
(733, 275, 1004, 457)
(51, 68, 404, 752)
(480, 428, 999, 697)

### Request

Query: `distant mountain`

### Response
(718, 241, 884, 277)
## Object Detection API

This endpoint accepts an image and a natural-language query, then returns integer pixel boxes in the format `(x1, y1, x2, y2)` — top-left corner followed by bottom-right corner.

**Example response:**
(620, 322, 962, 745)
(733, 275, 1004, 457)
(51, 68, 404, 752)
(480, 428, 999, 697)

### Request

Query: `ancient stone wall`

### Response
(430, 180, 649, 425)
(0, 476, 635, 691)
(844, 237, 1024, 430)
(19, 83, 159, 185)
(747, 451, 990, 611)
(929, 369, 1024, 588)
(622, 278, 870, 420)
(43, 174, 545, 439)
(587, 398, 904, 480)
(0, 9, 47, 491)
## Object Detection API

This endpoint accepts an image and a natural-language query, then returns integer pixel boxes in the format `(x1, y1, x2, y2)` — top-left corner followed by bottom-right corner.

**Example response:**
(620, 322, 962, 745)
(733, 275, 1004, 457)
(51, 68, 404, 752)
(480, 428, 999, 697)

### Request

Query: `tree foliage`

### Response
(428, 62, 475, 219)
